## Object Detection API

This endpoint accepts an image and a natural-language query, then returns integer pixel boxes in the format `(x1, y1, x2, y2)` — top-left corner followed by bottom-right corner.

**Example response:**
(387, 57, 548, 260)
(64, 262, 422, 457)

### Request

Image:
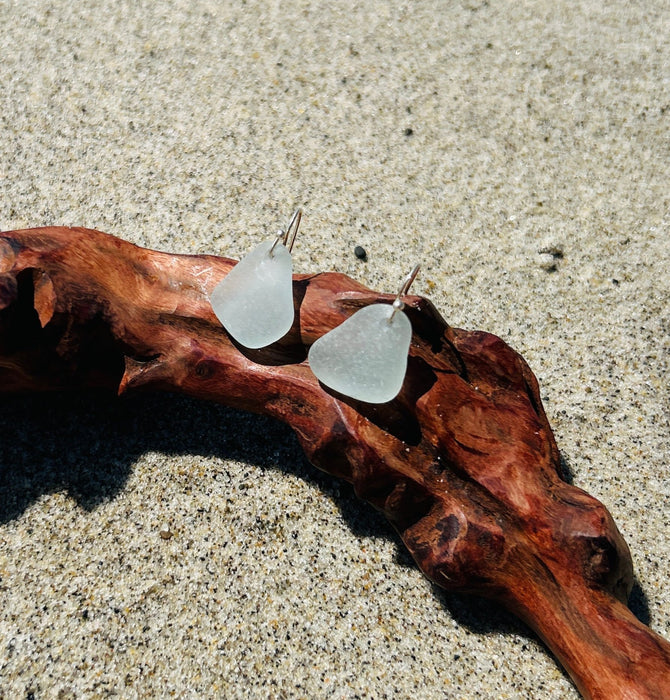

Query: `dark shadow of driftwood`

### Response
(0, 390, 652, 651)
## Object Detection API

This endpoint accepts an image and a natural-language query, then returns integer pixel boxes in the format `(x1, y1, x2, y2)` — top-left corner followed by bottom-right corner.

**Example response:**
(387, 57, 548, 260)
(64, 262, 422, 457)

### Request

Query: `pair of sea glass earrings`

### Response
(209, 210, 419, 404)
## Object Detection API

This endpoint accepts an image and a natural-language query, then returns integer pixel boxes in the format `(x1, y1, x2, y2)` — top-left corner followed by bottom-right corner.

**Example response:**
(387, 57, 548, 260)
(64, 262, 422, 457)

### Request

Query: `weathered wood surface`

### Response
(1, 226, 669, 699)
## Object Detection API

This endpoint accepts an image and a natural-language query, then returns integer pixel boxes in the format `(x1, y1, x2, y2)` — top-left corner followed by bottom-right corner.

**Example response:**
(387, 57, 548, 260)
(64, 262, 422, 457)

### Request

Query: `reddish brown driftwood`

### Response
(1, 226, 669, 699)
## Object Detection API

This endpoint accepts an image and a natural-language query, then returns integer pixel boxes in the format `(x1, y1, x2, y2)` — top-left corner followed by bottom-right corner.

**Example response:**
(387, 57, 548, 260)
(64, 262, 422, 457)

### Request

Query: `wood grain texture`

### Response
(1, 226, 669, 699)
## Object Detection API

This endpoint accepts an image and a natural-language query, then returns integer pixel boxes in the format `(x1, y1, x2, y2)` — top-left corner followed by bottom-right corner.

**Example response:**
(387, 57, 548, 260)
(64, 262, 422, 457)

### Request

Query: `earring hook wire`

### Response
(283, 208, 302, 253)
(269, 208, 302, 257)
(389, 263, 421, 322)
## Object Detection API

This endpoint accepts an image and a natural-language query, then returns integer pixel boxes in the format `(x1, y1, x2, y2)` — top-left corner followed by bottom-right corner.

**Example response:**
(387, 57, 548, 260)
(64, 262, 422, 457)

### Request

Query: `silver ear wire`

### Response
(283, 208, 302, 253)
(389, 264, 420, 322)
(269, 208, 302, 257)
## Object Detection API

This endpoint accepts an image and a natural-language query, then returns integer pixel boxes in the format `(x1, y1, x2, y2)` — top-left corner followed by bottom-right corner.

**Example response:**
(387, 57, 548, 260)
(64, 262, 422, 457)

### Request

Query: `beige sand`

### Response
(0, 1, 668, 697)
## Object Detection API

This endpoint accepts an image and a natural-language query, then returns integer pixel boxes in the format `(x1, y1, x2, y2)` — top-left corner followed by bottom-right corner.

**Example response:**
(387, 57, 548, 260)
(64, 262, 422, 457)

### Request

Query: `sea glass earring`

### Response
(210, 209, 301, 349)
(308, 264, 420, 404)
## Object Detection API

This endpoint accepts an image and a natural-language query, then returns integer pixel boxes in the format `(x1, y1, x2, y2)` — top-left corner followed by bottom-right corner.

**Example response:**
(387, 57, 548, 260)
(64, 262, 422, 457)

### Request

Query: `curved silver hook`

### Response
(389, 263, 421, 322)
(283, 208, 302, 253)
(269, 208, 302, 257)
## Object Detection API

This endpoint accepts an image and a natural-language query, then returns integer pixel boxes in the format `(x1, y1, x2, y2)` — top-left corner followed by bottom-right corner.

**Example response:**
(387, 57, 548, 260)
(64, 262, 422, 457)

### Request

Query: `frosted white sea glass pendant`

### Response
(210, 210, 301, 349)
(308, 265, 420, 404)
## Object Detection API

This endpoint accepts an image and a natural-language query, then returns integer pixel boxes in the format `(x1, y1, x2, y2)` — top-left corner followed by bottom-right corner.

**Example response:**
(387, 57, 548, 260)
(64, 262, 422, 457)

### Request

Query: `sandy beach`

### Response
(1, 1, 668, 697)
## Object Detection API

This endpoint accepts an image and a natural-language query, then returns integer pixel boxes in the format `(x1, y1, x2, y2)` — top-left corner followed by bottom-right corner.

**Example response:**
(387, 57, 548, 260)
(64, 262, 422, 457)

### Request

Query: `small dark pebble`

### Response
(354, 245, 367, 260)
(404, 127, 414, 136)
(538, 245, 564, 259)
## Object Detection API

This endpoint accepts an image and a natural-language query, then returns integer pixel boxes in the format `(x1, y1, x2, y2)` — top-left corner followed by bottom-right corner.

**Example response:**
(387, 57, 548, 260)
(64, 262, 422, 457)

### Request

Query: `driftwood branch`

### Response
(1, 226, 669, 699)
